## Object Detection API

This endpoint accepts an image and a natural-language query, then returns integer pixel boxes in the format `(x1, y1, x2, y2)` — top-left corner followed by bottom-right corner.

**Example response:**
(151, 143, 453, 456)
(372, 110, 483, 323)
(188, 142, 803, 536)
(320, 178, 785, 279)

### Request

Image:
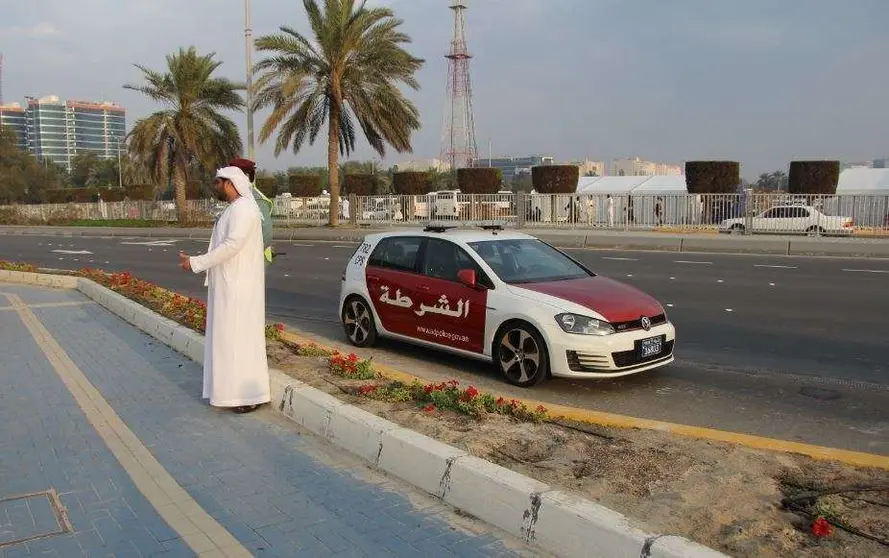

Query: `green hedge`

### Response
(288, 174, 322, 197)
(255, 176, 279, 198)
(787, 161, 840, 195)
(457, 167, 502, 194)
(531, 165, 579, 194)
(393, 171, 431, 195)
(343, 174, 377, 196)
(684, 161, 740, 194)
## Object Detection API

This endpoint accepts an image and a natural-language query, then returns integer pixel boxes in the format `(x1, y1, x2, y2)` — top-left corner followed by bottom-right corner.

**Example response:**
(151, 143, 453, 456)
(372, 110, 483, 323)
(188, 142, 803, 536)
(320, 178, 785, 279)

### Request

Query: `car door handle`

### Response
(367, 274, 380, 281)
(417, 285, 431, 292)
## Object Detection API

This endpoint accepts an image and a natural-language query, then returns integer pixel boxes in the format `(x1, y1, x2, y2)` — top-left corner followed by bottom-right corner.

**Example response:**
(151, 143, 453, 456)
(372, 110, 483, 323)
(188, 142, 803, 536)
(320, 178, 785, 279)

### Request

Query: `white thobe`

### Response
(189, 197, 270, 407)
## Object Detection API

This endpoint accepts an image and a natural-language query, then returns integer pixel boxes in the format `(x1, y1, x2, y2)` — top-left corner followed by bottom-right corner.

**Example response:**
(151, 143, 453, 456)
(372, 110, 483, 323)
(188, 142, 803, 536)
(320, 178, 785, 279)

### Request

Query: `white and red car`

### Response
(339, 226, 675, 387)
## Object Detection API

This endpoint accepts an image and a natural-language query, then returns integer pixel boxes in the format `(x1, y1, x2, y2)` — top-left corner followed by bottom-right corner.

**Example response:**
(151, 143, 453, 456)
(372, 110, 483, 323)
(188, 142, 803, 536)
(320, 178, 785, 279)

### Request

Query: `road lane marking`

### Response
(754, 264, 798, 269)
(332, 245, 353, 249)
(292, 243, 314, 247)
(674, 260, 712, 265)
(842, 269, 889, 274)
(4, 293, 251, 557)
(602, 257, 638, 261)
(51, 249, 92, 255)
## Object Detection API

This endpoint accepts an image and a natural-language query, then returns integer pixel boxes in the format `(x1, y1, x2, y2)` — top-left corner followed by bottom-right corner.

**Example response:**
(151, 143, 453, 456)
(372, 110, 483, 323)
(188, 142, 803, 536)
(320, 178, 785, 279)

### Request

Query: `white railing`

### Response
(1, 192, 888, 236)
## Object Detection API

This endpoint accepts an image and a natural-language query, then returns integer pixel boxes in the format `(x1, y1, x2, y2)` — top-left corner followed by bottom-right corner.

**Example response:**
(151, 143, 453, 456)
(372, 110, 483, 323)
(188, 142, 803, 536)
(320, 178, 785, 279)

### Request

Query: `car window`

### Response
(367, 237, 422, 272)
(422, 238, 492, 286)
(467, 238, 592, 284)
(791, 207, 810, 218)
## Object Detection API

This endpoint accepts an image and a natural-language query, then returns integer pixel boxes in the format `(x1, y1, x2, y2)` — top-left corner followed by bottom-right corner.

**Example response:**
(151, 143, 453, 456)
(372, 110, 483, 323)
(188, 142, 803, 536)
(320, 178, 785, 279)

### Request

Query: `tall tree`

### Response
(123, 47, 245, 221)
(252, 0, 424, 226)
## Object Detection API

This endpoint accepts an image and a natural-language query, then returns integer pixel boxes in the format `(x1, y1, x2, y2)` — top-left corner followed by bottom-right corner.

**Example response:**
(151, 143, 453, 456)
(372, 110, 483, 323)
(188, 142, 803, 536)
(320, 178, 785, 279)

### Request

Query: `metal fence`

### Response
(2, 192, 888, 236)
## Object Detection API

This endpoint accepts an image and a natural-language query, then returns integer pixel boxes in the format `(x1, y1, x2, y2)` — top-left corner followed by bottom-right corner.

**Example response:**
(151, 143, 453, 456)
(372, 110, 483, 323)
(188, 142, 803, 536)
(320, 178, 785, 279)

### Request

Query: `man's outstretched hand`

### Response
(179, 252, 192, 271)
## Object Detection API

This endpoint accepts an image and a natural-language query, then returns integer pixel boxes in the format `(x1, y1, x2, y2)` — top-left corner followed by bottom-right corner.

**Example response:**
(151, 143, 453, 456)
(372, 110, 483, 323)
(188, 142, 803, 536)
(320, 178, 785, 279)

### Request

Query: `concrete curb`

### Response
(3, 224, 889, 258)
(0, 269, 728, 558)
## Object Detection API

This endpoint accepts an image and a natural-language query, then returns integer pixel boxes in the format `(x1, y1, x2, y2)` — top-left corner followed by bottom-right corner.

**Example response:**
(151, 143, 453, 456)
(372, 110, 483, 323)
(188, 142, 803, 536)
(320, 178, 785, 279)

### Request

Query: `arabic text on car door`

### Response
(365, 236, 424, 338)
(411, 238, 488, 354)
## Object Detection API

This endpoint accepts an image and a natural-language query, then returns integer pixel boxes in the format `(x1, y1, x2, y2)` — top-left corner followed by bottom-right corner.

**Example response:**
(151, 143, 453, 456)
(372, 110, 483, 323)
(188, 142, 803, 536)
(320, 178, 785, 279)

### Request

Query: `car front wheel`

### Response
(494, 322, 549, 387)
(342, 296, 378, 347)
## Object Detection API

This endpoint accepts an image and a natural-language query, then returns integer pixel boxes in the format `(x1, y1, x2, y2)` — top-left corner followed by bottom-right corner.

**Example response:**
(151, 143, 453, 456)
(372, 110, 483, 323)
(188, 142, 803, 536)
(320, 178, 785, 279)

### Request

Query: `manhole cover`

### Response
(799, 386, 842, 401)
(0, 490, 72, 549)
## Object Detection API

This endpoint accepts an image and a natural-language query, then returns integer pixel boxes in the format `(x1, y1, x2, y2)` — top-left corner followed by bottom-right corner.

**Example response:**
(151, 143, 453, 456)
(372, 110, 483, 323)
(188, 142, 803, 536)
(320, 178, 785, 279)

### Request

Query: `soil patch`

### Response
(267, 341, 889, 558)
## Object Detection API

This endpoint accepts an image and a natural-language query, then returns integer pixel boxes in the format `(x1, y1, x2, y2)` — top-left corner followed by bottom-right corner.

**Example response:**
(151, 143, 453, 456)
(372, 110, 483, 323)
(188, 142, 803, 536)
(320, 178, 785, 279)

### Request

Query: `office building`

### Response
(611, 157, 683, 177)
(487, 155, 554, 182)
(0, 102, 28, 150)
(10, 95, 126, 171)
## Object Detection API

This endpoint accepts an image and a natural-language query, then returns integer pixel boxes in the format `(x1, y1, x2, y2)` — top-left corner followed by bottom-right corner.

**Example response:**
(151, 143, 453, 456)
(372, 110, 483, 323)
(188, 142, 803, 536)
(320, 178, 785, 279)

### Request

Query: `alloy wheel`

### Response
(344, 300, 371, 345)
(499, 328, 541, 384)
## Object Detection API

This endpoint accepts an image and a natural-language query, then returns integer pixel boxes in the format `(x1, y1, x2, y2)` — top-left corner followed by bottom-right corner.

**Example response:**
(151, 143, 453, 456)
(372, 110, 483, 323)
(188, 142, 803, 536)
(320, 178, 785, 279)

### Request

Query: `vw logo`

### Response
(640, 316, 652, 331)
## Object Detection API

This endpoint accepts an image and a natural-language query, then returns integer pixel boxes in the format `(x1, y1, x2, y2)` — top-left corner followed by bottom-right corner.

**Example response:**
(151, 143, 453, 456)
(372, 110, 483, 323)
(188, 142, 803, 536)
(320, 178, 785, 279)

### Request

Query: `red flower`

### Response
(347, 353, 358, 362)
(423, 404, 436, 413)
(424, 385, 434, 394)
(811, 517, 833, 538)
(275, 323, 284, 332)
(535, 405, 547, 413)
(464, 386, 479, 399)
(496, 397, 505, 406)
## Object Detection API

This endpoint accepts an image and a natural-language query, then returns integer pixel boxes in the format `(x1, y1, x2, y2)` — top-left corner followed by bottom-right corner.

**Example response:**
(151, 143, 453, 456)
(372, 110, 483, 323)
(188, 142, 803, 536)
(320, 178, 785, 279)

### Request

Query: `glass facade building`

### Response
(0, 103, 29, 150)
(13, 96, 127, 171)
(486, 155, 554, 182)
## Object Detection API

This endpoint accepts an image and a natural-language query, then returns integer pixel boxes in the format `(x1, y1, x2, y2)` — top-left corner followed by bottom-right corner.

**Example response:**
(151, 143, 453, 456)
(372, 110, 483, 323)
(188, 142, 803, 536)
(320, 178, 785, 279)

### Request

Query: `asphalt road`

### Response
(4, 234, 889, 456)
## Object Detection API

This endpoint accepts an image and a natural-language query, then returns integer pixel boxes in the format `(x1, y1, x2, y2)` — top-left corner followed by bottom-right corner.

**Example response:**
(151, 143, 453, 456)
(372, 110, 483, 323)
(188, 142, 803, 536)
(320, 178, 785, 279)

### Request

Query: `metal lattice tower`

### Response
(440, 0, 478, 170)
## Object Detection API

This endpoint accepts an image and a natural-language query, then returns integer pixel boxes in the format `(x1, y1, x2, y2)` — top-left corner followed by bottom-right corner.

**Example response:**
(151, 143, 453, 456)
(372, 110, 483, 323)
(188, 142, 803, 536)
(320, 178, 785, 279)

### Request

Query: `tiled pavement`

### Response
(0, 282, 543, 557)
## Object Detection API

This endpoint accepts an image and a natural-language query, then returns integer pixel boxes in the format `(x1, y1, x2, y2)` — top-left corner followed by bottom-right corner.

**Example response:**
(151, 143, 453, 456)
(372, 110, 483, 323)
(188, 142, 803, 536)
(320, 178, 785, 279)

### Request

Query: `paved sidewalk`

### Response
(0, 282, 540, 557)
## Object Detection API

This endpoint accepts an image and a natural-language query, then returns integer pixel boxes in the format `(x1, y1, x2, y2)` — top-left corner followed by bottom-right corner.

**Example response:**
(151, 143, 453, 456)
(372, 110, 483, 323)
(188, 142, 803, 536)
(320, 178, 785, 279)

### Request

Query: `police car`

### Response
(339, 225, 675, 387)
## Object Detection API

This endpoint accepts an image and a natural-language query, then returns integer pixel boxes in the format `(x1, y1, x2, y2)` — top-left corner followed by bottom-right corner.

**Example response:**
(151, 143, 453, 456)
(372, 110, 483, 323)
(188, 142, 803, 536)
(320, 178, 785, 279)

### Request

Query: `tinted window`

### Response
(467, 238, 592, 284)
(422, 238, 491, 286)
(790, 207, 810, 218)
(762, 208, 781, 218)
(368, 237, 422, 272)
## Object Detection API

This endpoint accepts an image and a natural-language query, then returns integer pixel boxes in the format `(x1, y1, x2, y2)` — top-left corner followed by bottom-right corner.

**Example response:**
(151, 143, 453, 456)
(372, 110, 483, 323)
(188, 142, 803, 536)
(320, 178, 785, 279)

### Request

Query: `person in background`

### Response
(229, 158, 275, 267)
(607, 194, 614, 228)
(179, 166, 270, 414)
(655, 196, 664, 227)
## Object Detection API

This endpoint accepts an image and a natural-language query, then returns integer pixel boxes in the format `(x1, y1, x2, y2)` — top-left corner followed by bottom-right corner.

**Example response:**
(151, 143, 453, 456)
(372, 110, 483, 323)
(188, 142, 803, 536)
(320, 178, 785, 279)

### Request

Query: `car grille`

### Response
(611, 313, 667, 333)
(612, 339, 675, 368)
(566, 351, 612, 372)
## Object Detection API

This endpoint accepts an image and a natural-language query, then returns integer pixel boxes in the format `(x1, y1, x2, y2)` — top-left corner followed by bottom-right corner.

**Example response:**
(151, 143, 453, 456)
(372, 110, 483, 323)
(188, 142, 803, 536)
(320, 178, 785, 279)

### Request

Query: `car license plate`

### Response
(638, 336, 662, 358)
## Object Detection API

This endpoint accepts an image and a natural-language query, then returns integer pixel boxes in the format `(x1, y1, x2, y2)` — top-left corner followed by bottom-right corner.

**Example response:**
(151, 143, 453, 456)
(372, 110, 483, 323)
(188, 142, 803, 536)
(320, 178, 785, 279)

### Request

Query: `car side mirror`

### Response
(457, 269, 478, 289)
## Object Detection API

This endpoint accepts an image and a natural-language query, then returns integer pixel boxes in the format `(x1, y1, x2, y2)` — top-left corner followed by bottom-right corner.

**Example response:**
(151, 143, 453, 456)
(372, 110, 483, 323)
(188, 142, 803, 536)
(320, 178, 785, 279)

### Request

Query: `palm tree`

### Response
(123, 47, 245, 222)
(252, 0, 424, 226)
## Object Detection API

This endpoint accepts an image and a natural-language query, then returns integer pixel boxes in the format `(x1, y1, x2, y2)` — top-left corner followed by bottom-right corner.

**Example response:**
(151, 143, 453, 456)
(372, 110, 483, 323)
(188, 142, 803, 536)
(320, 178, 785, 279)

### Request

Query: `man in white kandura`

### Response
(178, 166, 270, 414)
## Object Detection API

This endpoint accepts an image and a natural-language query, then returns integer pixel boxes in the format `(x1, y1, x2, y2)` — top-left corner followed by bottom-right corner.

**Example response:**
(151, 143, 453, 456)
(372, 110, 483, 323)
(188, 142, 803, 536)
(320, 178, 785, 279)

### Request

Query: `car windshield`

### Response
(466, 238, 592, 284)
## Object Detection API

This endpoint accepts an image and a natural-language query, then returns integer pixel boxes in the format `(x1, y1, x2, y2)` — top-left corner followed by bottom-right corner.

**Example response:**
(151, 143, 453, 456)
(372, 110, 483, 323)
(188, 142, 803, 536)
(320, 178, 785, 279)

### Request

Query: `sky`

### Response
(2, 0, 887, 179)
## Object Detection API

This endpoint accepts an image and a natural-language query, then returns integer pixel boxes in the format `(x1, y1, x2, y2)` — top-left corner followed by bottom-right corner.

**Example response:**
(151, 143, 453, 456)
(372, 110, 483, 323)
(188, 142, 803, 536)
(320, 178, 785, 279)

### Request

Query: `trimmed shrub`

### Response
(393, 171, 431, 195)
(288, 174, 322, 197)
(255, 176, 279, 198)
(343, 174, 377, 196)
(457, 167, 501, 194)
(684, 161, 741, 194)
(126, 184, 155, 201)
(531, 165, 579, 194)
(788, 161, 840, 195)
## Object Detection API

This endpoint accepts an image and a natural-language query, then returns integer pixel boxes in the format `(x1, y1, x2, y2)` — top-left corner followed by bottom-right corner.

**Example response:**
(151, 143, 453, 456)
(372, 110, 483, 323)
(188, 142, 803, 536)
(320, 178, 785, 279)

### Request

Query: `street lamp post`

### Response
(245, 0, 255, 160)
(115, 136, 123, 189)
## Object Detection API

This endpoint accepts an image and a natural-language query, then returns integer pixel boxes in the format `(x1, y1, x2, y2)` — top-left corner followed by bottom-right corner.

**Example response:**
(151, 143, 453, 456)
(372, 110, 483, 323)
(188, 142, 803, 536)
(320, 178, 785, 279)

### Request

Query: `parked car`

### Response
(339, 226, 675, 387)
(718, 205, 854, 236)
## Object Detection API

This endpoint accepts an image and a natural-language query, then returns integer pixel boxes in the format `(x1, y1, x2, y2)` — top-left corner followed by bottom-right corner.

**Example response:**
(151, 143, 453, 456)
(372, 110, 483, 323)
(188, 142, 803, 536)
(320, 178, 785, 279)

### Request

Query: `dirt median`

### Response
(267, 340, 889, 558)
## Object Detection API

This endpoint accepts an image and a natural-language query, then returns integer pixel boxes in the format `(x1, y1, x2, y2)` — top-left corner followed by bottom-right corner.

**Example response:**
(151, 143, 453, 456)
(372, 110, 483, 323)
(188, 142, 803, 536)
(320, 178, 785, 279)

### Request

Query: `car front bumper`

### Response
(546, 322, 676, 379)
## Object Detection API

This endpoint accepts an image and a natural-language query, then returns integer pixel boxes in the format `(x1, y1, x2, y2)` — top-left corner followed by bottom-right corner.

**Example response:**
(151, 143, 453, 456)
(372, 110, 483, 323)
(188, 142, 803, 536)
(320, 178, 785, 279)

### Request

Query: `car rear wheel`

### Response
(806, 226, 824, 236)
(494, 323, 549, 387)
(730, 224, 745, 234)
(342, 296, 377, 347)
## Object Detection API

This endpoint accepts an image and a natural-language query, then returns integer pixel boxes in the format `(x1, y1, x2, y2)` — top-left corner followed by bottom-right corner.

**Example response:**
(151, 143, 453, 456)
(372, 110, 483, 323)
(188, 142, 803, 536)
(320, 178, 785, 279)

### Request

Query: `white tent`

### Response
(830, 168, 889, 226)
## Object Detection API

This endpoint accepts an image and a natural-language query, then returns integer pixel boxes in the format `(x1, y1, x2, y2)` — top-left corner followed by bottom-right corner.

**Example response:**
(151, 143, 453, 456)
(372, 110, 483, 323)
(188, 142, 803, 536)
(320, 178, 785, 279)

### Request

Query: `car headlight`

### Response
(555, 313, 614, 336)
